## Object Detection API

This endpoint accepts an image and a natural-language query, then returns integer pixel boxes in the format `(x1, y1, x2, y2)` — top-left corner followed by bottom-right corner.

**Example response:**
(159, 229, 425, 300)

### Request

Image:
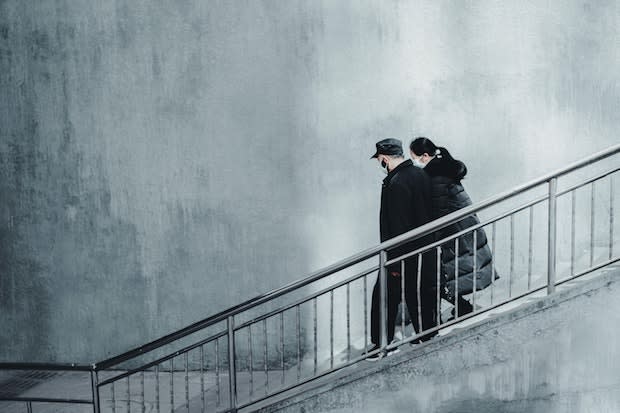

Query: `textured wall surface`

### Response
(1, 1, 619, 363)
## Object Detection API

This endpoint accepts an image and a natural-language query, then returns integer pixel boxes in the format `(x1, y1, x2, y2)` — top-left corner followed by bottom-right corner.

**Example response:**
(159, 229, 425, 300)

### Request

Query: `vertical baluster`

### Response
(280, 312, 285, 386)
(436, 246, 441, 327)
(528, 206, 534, 289)
(127, 375, 131, 413)
(141, 371, 145, 413)
(249, 325, 254, 398)
(200, 346, 205, 412)
(548, 178, 558, 294)
(227, 316, 237, 410)
(379, 250, 388, 350)
(91, 370, 101, 413)
(170, 358, 174, 413)
(263, 318, 269, 395)
(330, 290, 334, 369)
(591, 181, 596, 267)
(155, 364, 160, 413)
(26, 402, 32, 413)
(571, 190, 576, 276)
(610, 174, 615, 260)
(473, 230, 477, 310)
(111, 381, 116, 413)
(185, 352, 189, 412)
(401, 260, 405, 338)
(416, 254, 423, 335)
(491, 223, 496, 305)
(509, 214, 514, 298)
(454, 238, 460, 317)
(346, 283, 351, 362)
(296, 305, 301, 382)
(363, 275, 368, 349)
(215, 340, 220, 407)
(313, 298, 318, 375)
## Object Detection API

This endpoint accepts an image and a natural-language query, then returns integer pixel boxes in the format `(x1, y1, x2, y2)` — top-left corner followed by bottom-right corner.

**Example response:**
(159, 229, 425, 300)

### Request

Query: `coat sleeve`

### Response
(384, 181, 416, 273)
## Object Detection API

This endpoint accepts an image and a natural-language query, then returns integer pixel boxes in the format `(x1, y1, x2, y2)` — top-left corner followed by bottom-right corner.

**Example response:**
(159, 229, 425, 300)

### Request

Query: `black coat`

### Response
(424, 156, 498, 296)
(380, 160, 435, 279)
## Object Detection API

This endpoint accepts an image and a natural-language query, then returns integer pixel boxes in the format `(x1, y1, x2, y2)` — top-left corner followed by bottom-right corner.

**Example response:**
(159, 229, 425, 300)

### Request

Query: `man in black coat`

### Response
(367, 139, 438, 359)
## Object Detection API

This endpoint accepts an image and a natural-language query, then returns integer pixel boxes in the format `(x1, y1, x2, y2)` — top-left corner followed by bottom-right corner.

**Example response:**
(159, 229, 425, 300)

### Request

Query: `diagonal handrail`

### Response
(94, 142, 620, 371)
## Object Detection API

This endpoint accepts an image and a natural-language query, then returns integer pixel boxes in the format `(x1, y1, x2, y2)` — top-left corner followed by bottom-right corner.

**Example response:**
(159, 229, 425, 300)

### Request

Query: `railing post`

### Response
(91, 370, 101, 413)
(379, 250, 388, 351)
(547, 178, 558, 294)
(227, 315, 238, 411)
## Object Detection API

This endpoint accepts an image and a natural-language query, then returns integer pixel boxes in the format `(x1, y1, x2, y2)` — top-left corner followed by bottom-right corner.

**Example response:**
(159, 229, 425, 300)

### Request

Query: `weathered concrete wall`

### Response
(261, 267, 620, 413)
(1, 1, 619, 363)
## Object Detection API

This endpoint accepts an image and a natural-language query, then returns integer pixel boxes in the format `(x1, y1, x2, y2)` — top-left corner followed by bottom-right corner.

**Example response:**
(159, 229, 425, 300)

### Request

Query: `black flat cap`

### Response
(370, 138, 403, 158)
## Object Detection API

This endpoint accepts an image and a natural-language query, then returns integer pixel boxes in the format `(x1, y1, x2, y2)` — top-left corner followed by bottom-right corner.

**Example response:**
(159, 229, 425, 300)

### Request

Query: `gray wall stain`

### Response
(1, 0, 619, 363)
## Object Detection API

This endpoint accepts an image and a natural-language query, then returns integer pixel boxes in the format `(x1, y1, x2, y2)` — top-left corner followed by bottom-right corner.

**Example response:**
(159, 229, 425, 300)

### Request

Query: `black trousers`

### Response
(370, 252, 438, 345)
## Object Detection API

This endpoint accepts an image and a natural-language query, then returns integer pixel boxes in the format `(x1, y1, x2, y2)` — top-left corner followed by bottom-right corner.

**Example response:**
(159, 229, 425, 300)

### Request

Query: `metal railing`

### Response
(0, 363, 96, 412)
(1, 143, 618, 413)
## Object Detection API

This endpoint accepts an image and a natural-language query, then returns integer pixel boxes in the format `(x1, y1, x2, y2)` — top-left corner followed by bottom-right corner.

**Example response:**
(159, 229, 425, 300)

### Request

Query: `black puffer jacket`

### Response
(424, 156, 498, 296)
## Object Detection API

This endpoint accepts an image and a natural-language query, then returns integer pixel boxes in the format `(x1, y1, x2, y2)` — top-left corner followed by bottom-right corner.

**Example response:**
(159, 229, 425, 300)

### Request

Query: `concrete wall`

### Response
(261, 267, 620, 413)
(1, 1, 619, 363)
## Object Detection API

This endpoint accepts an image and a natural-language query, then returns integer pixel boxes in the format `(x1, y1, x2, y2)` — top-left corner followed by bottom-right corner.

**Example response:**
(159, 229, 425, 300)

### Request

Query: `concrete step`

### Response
(252, 264, 620, 413)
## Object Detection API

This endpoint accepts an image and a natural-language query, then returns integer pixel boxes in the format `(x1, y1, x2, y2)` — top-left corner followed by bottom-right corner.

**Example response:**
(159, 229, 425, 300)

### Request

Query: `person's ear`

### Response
(380, 155, 388, 168)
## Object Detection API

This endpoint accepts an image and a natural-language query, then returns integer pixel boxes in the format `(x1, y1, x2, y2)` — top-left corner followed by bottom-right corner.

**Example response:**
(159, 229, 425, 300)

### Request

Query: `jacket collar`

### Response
(424, 156, 467, 180)
(383, 159, 412, 185)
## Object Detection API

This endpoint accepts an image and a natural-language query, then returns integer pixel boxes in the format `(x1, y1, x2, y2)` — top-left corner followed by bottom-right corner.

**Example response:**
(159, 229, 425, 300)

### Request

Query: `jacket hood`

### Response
(424, 156, 467, 180)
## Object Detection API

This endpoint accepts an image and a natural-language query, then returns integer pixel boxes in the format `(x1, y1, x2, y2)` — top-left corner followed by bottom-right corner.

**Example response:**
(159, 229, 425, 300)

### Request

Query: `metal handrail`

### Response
(94, 142, 620, 370)
(0, 397, 93, 404)
(0, 362, 94, 371)
(384, 164, 619, 267)
(0, 364, 96, 410)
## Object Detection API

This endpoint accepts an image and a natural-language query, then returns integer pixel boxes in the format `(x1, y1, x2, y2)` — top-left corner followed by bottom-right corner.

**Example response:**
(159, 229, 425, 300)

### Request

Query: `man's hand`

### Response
(390, 271, 400, 277)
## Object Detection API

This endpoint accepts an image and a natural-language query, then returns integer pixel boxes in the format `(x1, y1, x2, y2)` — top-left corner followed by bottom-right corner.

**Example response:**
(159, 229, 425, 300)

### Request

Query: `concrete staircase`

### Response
(249, 265, 620, 413)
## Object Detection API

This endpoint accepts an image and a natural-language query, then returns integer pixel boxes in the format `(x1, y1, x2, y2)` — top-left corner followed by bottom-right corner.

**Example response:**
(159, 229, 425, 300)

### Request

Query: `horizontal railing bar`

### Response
(555, 257, 620, 287)
(0, 363, 94, 371)
(235, 261, 620, 413)
(97, 330, 228, 387)
(0, 397, 93, 404)
(95, 143, 620, 370)
(385, 194, 548, 266)
(241, 256, 620, 411)
(95, 254, 380, 370)
(236, 348, 383, 411)
(99, 258, 620, 392)
(386, 257, 620, 351)
(557, 166, 620, 198)
(234, 266, 379, 331)
(387, 285, 549, 350)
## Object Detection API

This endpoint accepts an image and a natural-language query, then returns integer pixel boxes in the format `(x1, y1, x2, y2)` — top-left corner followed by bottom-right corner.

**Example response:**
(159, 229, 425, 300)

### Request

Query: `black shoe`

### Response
(453, 298, 474, 318)
(364, 344, 400, 361)
(364, 345, 382, 361)
(410, 330, 438, 345)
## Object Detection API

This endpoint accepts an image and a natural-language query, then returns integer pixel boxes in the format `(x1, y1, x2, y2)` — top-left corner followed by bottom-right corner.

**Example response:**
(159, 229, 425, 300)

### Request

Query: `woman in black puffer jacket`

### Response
(410, 137, 498, 318)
